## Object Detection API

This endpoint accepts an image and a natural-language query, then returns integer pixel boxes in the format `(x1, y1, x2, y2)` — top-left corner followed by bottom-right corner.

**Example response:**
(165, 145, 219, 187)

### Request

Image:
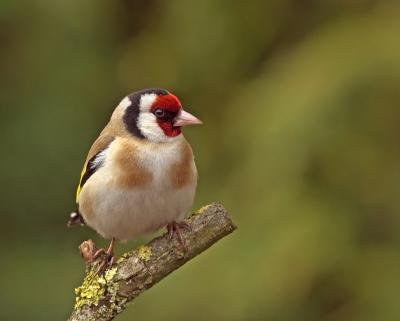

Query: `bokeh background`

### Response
(2, 0, 400, 320)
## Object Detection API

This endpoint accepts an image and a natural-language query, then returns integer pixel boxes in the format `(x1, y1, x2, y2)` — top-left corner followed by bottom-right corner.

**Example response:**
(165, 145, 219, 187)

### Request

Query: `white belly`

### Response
(79, 139, 197, 241)
(88, 178, 196, 241)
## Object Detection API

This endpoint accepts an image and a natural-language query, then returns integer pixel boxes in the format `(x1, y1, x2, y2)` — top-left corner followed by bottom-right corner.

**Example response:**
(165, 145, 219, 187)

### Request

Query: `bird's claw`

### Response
(167, 221, 191, 250)
(92, 238, 116, 275)
(93, 249, 115, 275)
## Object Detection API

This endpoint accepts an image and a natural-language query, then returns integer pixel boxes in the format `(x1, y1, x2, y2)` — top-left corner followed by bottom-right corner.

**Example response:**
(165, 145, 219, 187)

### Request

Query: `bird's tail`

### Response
(68, 209, 86, 227)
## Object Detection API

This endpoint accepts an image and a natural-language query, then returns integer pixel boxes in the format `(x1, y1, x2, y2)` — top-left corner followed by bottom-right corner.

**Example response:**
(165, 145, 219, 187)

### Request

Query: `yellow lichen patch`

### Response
(74, 268, 119, 309)
(116, 251, 135, 264)
(105, 267, 117, 281)
(116, 256, 125, 264)
(137, 245, 152, 261)
(194, 204, 211, 216)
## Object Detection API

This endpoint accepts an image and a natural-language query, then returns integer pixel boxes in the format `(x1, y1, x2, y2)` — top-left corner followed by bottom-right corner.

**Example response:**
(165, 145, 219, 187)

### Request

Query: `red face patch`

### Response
(150, 93, 182, 113)
(151, 94, 182, 138)
(157, 121, 182, 137)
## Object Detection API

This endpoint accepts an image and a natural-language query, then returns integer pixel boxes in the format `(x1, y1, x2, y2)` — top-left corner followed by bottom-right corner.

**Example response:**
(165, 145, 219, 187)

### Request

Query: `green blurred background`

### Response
(2, 0, 400, 320)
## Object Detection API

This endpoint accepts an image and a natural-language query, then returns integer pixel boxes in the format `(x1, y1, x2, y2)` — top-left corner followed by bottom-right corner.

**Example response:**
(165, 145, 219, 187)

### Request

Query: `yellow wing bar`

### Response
(76, 168, 86, 203)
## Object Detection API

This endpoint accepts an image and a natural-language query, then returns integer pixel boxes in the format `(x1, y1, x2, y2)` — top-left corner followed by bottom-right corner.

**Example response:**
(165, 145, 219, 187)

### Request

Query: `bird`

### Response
(68, 88, 202, 273)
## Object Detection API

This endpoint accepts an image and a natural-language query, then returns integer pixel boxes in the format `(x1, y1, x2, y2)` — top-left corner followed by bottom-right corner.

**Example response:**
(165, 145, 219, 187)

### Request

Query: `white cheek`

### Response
(137, 113, 168, 142)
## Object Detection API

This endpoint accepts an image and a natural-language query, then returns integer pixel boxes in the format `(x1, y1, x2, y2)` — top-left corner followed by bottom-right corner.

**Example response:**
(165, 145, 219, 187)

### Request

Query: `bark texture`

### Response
(68, 202, 236, 321)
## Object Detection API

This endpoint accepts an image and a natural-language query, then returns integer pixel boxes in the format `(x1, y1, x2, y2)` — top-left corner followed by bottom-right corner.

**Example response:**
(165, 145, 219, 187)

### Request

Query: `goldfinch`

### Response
(68, 88, 202, 272)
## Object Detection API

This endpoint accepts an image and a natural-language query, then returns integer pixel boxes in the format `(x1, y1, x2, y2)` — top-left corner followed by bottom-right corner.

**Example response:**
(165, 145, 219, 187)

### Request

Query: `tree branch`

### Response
(68, 202, 236, 321)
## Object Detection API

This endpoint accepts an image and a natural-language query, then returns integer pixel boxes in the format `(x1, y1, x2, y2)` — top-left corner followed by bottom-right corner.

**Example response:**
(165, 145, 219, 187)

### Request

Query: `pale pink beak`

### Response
(173, 109, 203, 127)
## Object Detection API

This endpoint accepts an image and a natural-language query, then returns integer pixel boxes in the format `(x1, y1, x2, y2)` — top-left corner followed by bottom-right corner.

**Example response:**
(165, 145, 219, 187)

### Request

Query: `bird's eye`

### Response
(154, 109, 164, 118)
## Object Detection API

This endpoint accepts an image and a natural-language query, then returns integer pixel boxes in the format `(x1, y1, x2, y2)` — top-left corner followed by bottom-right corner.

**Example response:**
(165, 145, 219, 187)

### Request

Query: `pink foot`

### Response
(166, 221, 191, 249)
(93, 238, 115, 274)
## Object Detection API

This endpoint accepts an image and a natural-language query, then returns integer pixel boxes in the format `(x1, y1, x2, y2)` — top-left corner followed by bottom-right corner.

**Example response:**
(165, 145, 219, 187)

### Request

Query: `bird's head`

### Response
(120, 88, 202, 143)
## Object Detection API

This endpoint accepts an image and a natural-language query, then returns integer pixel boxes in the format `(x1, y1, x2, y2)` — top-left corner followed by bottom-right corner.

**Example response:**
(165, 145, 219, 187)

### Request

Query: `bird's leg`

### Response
(166, 221, 191, 249)
(93, 237, 116, 274)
